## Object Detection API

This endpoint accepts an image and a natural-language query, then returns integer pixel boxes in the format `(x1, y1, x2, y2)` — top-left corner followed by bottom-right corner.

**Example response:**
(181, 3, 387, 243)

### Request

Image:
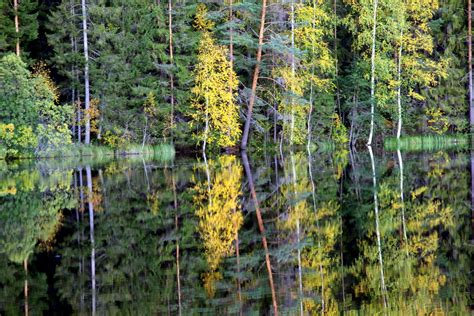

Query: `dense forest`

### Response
(0, 0, 472, 157)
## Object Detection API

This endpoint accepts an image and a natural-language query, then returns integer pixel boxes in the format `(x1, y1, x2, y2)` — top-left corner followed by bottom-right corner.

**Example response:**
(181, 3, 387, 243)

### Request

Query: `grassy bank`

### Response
(384, 134, 469, 152)
(0, 143, 175, 161)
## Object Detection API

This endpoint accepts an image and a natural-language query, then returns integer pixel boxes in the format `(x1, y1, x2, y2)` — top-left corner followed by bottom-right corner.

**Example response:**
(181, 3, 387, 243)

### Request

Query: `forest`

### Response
(1, 1, 473, 313)
(0, 0, 471, 158)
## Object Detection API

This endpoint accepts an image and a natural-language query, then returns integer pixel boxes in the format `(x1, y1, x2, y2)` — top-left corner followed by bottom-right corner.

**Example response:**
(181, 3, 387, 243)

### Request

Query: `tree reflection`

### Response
(0, 149, 471, 314)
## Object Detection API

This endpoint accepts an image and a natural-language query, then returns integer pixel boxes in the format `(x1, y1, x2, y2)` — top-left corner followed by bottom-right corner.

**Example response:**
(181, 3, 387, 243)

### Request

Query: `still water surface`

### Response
(0, 148, 472, 314)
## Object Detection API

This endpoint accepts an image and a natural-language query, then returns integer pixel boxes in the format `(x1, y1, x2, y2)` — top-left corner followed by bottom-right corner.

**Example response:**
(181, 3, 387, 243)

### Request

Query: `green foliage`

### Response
(0, 54, 38, 126)
(0, 54, 72, 158)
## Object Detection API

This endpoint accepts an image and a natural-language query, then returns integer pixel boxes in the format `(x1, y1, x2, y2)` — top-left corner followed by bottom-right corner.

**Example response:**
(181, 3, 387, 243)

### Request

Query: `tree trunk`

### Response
(290, 0, 296, 146)
(142, 116, 148, 149)
(307, 147, 326, 312)
(229, 0, 234, 87)
(168, 0, 175, 142)
(86, 166, 96, 315)
(368, 146, 387, 308)
(307, 0, 316, 150)
(241, 151, 278, 315)
(203, 96, 209, 153)
(334, 0, 341, 114)
(396, 29, 403, 140)
(24, 259, 28, 316)
(14, 0, 20, 56)
(241, 0, 267, 150)
(397, 149, 408, 255)
(469, 0, 474, 129)
(290, 152, 303, 316)
(82, 0, 91, 144)
(367, 0, 378, 146)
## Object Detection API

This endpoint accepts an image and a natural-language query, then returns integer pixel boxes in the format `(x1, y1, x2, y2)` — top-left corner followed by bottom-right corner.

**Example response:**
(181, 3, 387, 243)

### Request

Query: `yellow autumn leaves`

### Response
(192, 5, 241, 149)
(194, 155, 243, 272)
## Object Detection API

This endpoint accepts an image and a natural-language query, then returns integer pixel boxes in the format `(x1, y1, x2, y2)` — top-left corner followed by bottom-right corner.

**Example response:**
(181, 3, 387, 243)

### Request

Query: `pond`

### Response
(0, 148, 472, 314)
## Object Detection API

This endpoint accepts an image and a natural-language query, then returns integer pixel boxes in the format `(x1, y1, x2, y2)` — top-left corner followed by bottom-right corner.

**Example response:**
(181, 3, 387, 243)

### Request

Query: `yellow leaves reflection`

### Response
(194, 155, 243, 296)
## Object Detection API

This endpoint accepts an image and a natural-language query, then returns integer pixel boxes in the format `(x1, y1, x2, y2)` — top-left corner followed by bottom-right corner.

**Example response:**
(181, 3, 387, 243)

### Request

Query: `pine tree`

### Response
(0, 0, 38, 60)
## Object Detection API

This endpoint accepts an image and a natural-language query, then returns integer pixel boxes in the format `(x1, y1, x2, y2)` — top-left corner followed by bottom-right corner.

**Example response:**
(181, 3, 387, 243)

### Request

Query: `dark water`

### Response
(0, 148, 472, 315)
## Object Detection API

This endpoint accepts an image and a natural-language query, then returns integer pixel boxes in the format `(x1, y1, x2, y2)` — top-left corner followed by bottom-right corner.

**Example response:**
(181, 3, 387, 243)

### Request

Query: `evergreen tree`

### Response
(0, 0, 39, 60)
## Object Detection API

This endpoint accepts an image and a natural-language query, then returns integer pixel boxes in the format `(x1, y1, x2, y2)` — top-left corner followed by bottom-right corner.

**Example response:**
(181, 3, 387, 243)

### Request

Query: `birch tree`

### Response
(81, 0, 91, 144)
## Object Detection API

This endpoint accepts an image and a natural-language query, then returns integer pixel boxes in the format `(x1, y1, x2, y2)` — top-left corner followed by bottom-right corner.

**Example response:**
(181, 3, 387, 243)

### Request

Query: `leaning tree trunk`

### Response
(241, 151, 278, 315)
(241, 0, 267, 150)
(367, 0, 378, 146)
(81, 0, 91, 144)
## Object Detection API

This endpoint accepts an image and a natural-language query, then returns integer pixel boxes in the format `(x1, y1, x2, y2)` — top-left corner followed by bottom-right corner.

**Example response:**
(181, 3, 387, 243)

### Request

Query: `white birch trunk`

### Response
(367, 0, 378, 146)
(82, 0, 91, 144)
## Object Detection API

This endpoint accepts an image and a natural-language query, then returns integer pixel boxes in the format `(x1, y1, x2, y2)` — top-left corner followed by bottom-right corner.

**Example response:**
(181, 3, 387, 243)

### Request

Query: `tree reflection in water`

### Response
(0, 150, 471, 314)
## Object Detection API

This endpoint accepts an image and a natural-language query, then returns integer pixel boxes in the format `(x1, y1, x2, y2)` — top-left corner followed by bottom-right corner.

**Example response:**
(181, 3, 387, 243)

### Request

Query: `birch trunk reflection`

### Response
(368, 146, 387, 308)
(86, 166, 96, 315)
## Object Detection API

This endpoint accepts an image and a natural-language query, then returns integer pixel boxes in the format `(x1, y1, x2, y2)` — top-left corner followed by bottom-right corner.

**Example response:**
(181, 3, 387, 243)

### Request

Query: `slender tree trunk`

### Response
(241, 151, 278, 315)
(14, 0, 20, 56)
(469, 0, 474, 130)
(368, 146, 387, 308)
(290, 0, 296, 146)
(77, 96, 82, 143)
(203, 97, 209, 153)
(82, 0, 91, 144)
(70, 0, 77, 139)
(78, 168, 85, 311)
(142, 116, 148, 149)
(24, 259, 28, 316)
(171, 169, 182, 316)
(396, 29, 403, 140)
(241, 0, 267, 150)
(86, 166, 96, 316)
(307, 147, 325, 312)
(229, 0, 234, 86)
(334, 0, 341, 114)
(471, 150, 474, 242)
(367, 0, 378, 146)
(168, 0, 175, 142)
(307, 0, 317, 150)
(73, 22, 82, 143)
(397, 149, 408, 255)
(290, 153, 303, 316)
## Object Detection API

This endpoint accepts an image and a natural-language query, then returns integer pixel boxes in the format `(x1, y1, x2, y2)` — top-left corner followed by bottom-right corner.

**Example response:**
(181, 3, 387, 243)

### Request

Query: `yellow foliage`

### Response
(191, 32, 241, 148)
(83, 98, 101, 134)
(194, 155, 243, 271)
(425, 107, 448, 134)
(194, 4, 215, 31)
(32, 61, 60, 103)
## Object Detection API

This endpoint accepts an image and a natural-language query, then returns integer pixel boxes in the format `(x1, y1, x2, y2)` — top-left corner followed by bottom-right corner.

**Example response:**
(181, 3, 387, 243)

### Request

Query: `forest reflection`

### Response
(0, 149, 471, 314)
